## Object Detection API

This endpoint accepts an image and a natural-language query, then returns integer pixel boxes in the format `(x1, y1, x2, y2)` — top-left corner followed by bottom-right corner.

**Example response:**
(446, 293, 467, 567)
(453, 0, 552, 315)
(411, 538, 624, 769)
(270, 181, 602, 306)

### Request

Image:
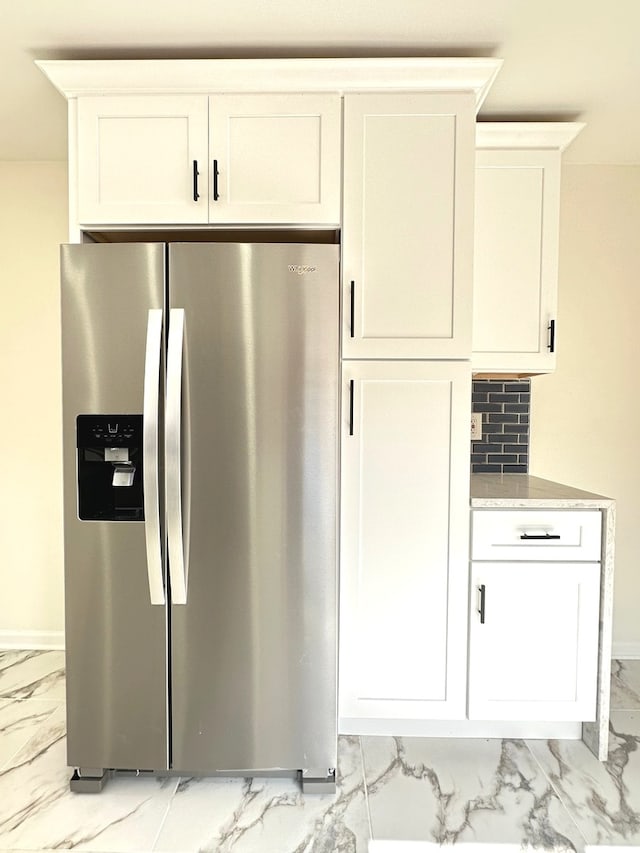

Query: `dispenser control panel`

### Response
(77, 416, 142, 447)
(76, 414, 144, 522)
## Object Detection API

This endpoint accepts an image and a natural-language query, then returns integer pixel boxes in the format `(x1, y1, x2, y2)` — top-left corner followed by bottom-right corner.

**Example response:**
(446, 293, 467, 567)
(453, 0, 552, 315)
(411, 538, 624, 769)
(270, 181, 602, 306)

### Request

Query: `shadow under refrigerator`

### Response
(61, 241, 339, 792)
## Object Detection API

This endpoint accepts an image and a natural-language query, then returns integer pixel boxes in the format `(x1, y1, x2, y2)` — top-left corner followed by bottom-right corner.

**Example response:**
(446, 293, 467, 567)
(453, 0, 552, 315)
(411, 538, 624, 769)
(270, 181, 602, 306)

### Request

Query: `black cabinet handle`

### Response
(478, 584, 486, 624)
(193, 160, 200, 201)
(350, 281, 355, 338)
(212, 160, 220, 201)
(548, 319, 556, 353)
(349, 380, 355, 436)
(520, 532, 561, 540)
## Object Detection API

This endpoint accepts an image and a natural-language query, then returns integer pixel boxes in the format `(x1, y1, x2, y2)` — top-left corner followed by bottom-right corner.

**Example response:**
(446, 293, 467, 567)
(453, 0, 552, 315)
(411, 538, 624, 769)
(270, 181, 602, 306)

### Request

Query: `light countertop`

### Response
(470, 474, 614, 508)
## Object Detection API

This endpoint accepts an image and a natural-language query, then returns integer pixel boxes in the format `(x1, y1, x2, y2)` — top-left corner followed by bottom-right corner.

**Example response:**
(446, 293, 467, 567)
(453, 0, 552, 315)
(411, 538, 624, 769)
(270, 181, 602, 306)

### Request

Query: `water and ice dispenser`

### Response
(76, 415, 144, 521)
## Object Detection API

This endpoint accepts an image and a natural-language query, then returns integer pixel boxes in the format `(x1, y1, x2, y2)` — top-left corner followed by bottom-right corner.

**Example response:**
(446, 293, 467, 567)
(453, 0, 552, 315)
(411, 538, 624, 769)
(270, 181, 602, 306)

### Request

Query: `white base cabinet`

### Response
(468, 561, 600, 721)
(468, 506, 602, 723)
(339, 361, 471, 724)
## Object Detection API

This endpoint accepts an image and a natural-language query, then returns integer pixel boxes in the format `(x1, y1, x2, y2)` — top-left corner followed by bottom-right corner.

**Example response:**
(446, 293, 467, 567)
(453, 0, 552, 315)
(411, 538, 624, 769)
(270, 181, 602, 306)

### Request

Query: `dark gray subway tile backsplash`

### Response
(471, 379, 530, 474)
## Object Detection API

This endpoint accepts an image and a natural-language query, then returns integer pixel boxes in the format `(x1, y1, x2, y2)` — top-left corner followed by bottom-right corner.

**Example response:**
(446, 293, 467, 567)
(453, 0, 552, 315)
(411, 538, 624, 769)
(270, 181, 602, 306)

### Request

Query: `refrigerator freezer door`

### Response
(169, 242, 339, 774)
(61, 243, 169, 771)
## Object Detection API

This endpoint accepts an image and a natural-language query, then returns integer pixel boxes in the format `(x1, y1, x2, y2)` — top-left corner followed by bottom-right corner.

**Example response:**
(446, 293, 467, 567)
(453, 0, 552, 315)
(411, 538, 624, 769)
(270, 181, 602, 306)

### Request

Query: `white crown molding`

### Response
(0, 630, 65, 650)
(36, 57, 503, 111)
(476, 121, 585, 151)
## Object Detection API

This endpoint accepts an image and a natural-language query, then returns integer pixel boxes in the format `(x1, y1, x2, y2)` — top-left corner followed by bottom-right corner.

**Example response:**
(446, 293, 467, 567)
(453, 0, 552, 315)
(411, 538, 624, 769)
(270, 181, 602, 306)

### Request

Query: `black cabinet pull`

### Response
(349, 380, 354, 436)
(212, 159, 220, 201)
(193, 160, 200, 201)
(350, 281, 355, 338)
(548, 319, 556, 353)
(520, 532, 561, 540)
(478, 584, 486, 624)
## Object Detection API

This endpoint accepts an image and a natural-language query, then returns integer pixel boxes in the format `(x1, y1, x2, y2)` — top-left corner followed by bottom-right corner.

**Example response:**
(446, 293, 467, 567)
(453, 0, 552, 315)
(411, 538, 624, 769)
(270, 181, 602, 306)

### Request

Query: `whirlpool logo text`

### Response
(288, 265, 317, 275)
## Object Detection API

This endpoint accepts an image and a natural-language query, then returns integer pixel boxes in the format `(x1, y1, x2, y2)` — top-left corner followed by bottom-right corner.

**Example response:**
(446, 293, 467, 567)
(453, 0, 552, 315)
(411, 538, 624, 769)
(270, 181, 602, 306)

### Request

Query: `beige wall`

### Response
(0, 161, 68, 644)
(531, 164, 640, 655)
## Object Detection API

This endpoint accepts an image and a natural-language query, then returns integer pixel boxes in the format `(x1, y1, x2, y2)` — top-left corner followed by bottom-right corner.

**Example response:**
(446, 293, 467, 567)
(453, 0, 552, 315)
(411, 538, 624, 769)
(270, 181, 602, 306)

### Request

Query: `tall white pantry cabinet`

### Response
(38, 57, 504, 731)
(338, 93, 475, 729)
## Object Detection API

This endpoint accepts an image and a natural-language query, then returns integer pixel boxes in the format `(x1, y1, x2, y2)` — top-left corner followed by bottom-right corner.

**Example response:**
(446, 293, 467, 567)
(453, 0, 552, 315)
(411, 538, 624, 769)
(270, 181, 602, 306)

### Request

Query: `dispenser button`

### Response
(105, 447, 129, 463)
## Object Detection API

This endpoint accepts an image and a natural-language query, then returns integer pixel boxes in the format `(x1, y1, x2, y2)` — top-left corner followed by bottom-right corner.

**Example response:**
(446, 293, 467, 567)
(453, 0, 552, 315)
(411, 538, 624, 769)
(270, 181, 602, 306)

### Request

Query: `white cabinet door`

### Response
(468, 561, 600, 721)
(77, 95, 209, 225)
(339, 361, 471, 725)
(208, 94, 341, 224)
(342, 93, 475, 360)
(472, 149, 560, 373)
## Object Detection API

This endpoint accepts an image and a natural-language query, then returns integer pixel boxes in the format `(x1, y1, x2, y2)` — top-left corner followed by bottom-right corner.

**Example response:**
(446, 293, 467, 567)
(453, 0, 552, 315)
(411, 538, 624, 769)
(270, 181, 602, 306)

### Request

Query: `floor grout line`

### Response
(359, 735, 374, 843)
(523, 738, 591, 851)
(149, 775, 181, 852)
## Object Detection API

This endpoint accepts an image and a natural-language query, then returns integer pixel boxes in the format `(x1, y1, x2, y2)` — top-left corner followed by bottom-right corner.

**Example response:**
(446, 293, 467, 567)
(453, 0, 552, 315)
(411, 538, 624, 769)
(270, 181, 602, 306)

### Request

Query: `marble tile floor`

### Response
(3, 652, 640, 853)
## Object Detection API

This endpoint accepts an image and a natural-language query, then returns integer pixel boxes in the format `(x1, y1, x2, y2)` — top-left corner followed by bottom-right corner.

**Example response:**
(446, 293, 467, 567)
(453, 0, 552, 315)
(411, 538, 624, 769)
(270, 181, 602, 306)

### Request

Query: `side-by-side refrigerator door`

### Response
(168, 243, 339, 775)
(61, 243, 169, 772)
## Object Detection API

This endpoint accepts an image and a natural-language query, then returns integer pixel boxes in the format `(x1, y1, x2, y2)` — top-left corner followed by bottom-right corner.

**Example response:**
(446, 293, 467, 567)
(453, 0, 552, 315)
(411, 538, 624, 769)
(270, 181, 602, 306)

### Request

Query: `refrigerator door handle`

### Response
(166, 308, 188, 605)
(143, 309, 165, 605)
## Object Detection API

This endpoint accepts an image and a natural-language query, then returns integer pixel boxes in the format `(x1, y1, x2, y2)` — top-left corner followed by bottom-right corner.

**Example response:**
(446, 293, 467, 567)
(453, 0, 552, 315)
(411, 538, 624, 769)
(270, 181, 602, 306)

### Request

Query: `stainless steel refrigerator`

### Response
(61, 241, 338, 793)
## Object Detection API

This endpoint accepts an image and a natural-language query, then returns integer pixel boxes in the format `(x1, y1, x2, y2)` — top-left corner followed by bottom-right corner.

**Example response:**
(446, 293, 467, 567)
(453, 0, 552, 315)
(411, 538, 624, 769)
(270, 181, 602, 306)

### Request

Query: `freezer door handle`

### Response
(143, 309, 165, 605)
(166, 308, 188, 605)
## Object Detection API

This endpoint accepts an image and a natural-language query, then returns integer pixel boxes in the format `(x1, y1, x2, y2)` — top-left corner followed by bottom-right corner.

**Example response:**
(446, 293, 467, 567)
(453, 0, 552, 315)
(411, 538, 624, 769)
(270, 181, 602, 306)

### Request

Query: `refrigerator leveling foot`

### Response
(301, 768, 336, 795)
(70, 768, 111, 793)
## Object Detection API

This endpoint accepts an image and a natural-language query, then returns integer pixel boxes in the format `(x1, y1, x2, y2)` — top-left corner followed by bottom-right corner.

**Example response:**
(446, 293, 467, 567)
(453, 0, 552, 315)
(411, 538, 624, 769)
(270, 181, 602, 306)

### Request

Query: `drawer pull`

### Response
(477, 584, 486, 624)
(520, 533, 561, 540)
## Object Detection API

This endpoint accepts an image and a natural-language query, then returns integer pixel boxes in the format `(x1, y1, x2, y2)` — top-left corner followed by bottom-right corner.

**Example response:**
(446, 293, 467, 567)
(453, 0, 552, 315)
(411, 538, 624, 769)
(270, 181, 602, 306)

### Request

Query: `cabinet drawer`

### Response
(471, 509, 601, 561)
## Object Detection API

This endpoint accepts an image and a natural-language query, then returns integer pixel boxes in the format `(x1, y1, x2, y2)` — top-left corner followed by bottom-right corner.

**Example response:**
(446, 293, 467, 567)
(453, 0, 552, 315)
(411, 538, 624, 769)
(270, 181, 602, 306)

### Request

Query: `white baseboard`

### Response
(0, 630, 65, 651)
(340, 717, 582, 740)
(612, 642, 640, 660)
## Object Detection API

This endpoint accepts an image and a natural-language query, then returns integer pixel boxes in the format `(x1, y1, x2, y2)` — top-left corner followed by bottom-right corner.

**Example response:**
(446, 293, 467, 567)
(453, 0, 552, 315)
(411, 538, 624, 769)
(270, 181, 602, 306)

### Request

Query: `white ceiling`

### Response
(3, 0, 639, 164)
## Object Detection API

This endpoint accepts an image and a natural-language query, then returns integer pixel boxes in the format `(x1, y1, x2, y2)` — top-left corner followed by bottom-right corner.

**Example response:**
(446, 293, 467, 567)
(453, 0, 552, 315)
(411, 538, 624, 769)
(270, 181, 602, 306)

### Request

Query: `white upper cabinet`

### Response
(208, 94, 340, 224)
(39, 57, 502, 235)
(472, 123, 584, 374)
(76, 93, 341, 226)
(342, 93, 476, 360)
(77, 95, 209, 225)
(339, 361, 471, 726)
